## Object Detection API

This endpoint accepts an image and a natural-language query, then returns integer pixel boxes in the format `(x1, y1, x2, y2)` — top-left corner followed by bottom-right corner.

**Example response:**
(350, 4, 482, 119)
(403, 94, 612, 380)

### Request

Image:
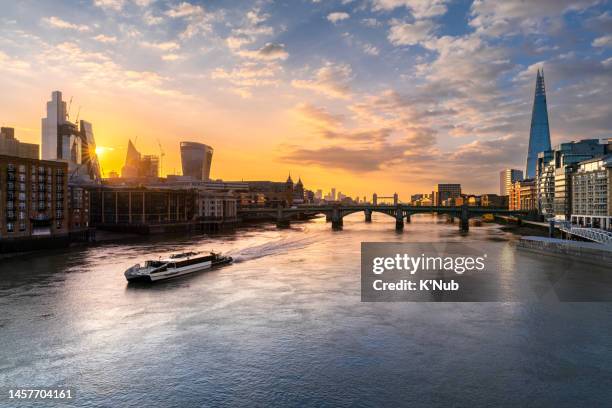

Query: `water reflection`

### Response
(1, 214, 612, 407)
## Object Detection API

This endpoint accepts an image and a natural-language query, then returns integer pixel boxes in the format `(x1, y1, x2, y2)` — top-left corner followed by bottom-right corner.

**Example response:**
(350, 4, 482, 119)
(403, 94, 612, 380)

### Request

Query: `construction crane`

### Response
(67, 96, 73, 121)
(75, 106, 81, 125)
(157, 138, 165, 177)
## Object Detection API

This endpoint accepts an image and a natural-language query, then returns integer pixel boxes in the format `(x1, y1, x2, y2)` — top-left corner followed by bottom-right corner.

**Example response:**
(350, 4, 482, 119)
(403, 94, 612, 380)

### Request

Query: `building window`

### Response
(7, 222, 14, 232)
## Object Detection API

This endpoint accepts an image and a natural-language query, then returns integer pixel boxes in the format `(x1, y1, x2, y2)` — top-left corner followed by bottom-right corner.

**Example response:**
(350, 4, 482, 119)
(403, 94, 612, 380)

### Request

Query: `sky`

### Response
(0, 0, 611, 199)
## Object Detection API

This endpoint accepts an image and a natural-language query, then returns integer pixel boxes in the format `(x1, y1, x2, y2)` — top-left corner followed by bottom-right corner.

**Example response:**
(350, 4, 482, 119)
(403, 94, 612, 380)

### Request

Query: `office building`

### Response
(571, 155, 612, 230)
(121, 140, 159, 179)
(0, 127, 39, 159)
(433, 184, 461, 206)
(180, 141, 213, 181)
(41, 91, 101, 181)
(525, 69, 552, 178)
(499, 169, 523, 196)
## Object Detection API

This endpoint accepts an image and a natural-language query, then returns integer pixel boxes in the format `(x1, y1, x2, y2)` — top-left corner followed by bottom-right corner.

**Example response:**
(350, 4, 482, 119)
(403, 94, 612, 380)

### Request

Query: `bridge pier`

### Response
(365, 209, 372, 223)
(405, 213, 411, 224)
(276, 207, 290, 228)
(332, 207, 343, 230)
(549, 219, 555, 238)
(326, 213, 332, 222)
(395, 207, 404, 231)
(460, 204, 469, 232)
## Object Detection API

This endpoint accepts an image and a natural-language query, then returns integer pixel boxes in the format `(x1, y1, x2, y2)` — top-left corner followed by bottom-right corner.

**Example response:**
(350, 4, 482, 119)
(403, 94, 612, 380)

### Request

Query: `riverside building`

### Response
(571, 155, 612, 230)
(0, 155, 70, 249)
(536, 139, 610, 220)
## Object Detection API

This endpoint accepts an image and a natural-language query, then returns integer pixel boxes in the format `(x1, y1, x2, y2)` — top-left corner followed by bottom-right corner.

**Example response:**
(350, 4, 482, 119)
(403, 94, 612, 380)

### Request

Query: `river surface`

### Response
(1, 214, 612, 407)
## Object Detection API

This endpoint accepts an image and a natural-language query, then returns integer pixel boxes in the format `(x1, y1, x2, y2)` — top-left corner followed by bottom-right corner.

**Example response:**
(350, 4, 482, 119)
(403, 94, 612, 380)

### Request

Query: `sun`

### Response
(95, 146, 113, 157)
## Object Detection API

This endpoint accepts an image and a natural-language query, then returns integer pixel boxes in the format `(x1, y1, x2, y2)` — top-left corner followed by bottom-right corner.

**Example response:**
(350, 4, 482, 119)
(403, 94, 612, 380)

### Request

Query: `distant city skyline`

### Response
(0, 0, 610, 197)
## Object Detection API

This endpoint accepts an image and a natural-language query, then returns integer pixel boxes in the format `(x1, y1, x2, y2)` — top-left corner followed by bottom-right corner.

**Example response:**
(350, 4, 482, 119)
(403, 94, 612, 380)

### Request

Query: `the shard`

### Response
(525, 69, 552, 178)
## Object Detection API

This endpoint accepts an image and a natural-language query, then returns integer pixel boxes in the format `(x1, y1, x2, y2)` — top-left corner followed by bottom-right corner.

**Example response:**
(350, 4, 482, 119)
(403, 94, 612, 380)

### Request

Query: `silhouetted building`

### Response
(180, 141, 213, 181)
(121, 140, 159, 178)
(0, 127, 39, 159)
(41, 91, 101, 181)
(433, 184, 461, 206)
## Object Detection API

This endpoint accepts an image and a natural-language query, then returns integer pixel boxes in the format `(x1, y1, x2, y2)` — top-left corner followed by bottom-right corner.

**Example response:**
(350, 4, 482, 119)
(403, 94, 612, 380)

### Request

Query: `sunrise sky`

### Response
(0, 0, 610, 198)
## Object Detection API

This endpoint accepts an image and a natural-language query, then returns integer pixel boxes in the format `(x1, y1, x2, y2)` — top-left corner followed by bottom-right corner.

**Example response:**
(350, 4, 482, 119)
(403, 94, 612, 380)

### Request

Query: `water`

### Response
(1, 214, 612, 407)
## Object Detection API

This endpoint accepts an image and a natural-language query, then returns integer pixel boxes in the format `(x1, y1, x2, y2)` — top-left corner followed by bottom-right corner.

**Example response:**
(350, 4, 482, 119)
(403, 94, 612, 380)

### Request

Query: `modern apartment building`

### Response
(536, 139, 610, 220)
(571, 155, 612, 230)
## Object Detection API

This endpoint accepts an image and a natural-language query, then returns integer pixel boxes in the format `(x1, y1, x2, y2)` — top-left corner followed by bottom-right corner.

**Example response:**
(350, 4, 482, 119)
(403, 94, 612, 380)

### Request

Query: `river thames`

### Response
(1, 214, 612, 407)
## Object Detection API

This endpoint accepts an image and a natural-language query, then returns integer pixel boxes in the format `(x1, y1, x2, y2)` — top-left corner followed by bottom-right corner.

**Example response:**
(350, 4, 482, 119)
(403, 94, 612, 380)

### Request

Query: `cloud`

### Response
(372, 0, 449, 19)
(161, 53, 184, 61)
(469, 0, 601, 36)
(165, 2, 216, 39)
(93, 34, 118, 43)
(165, 2, 204, 18)
(362, 18, 382, 27)
(327, 12, 350, 24)
(291, 62, 353, 99)
(388, 19, 435, 46)
(282, 129, 436, 172)
(141, 41, 180, 51)
(293, 103, 345, 128)
(237, 43, 289, 60)
(225, 9, 274, 52)
(93, 0, 125, 11)
(362, 43, 379, 55)
(41, 16, 89, 32)
(592, 35, 612, 48)
(0, 51, 31, 74)
(211, 62, 281, 98)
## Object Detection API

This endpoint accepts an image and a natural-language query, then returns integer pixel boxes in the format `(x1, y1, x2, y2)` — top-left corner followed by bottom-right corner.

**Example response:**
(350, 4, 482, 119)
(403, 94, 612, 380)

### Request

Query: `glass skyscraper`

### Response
(180, 142, 213, 181)
(525, 69, 552, 178)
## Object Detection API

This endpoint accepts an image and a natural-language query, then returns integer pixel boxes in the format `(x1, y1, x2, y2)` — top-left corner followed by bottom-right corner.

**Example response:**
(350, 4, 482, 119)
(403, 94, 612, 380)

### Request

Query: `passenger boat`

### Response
(124, 251, 232, 283)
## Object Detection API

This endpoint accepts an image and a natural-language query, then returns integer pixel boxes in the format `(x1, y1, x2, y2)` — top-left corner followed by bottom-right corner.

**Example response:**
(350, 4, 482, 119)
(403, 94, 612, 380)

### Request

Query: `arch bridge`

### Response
(238, 204, 529, 232)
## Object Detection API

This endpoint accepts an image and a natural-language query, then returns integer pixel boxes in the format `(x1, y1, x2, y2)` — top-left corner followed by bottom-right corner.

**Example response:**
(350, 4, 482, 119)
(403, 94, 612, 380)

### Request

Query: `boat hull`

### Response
(125, 256, 233, 283)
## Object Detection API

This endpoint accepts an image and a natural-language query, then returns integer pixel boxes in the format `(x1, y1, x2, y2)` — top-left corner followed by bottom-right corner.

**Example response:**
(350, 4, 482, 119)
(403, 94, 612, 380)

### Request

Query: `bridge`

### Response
(238, 204, 529, 232)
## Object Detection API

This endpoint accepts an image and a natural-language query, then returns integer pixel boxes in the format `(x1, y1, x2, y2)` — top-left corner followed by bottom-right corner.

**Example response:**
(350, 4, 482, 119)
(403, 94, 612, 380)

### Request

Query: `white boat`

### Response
(124, 251, 232, 283)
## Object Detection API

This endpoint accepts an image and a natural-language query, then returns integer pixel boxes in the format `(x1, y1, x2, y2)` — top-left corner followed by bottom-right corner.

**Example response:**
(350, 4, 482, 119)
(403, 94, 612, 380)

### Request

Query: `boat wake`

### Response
(229, 235, 318, 263)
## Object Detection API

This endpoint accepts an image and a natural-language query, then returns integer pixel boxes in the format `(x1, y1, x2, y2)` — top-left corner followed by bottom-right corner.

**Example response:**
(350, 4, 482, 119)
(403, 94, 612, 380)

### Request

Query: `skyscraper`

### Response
(180, 142, 213, 181)
(525, 69, 552, 178)
(41, 91, 101, 181)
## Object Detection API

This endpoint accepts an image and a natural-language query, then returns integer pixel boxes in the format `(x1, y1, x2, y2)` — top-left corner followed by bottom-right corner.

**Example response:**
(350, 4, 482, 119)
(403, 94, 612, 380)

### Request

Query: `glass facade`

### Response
(180, 142, 213, 181)
(526, 69, 552, 179)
